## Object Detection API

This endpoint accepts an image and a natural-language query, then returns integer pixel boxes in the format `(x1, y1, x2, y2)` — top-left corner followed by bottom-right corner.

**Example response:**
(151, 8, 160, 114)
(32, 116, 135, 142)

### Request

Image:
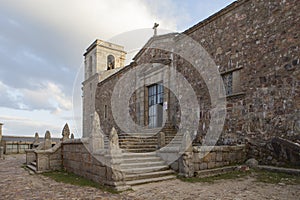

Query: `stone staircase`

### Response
(119, 133, 158, 152)
(119, 127, 178, 153)
(120, 152, 176, 186)
(27, 161, 37, 173)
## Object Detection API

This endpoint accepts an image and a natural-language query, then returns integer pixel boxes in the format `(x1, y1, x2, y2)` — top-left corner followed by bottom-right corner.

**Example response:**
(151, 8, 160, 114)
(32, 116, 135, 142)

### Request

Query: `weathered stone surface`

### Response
(62, 123, 70, 141)
(199, 162, 207, 170)
(93, 0, 299, 168)
(33, 132, 39, 144)
(44, 131, 52, 150)
(0, 155, 130, 199)
(246, 158, 259, 168)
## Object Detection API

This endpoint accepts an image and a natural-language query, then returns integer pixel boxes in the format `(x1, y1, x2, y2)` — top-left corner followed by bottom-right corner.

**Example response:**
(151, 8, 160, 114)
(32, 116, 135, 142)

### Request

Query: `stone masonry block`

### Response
(199, 163, 208, 170)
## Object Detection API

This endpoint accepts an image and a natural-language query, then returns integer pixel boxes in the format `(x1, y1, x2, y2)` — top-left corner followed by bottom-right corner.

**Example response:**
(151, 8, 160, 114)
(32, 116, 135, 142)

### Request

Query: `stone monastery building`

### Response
(24, 0, 299, 191)
(83, 0, 299, 158)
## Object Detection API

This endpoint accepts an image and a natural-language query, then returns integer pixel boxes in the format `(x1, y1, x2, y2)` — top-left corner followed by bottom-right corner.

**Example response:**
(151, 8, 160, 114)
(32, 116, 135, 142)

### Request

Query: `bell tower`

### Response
(82, 39, 126, 138)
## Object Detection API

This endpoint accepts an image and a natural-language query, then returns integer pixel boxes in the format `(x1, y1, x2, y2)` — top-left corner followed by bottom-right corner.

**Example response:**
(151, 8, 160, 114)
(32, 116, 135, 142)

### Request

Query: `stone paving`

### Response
(1, 154, 300, 200)
(126, 178, 300, 200)
(0, 154, 132, 200)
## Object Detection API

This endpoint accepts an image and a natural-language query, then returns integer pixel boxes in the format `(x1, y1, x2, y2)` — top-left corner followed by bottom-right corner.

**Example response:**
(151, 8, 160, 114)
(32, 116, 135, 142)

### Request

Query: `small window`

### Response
(107, 55, 115, 70)
(223, 72, 233, 95)
(104, 105, 108, 119)
(221, 69, 241, 96)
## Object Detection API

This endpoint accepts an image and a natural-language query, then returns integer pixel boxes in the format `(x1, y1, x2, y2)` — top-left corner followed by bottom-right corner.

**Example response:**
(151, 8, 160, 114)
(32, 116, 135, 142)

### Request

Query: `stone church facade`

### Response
(84, 0, 299, 164)
(24, 0, 299, 191)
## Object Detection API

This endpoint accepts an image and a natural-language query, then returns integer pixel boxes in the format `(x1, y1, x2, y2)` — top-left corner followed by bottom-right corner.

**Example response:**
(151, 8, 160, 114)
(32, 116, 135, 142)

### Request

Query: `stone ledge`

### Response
(35, 142, 62, 154)
(62, 139, 83, 144)
(195, 165, 238, 178)
(193, 145, 245, 153)
(257, 165, 300, 175)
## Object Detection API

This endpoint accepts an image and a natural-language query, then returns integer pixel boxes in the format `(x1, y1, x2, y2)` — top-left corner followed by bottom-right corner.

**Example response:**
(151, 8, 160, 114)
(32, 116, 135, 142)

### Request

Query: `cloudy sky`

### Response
(0, 0, 235, 138)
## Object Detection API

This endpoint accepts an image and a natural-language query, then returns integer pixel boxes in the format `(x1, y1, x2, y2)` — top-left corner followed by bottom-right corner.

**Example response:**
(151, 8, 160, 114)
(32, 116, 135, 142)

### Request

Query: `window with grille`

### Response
(148, 84, 164, 128)
(221, 68, 242, 96)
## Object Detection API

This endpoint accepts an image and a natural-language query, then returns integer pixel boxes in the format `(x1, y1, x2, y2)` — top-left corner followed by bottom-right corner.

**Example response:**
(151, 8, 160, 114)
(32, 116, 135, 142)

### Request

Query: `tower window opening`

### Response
(107, 55, 115, 70)
(104, 105, 108, 119)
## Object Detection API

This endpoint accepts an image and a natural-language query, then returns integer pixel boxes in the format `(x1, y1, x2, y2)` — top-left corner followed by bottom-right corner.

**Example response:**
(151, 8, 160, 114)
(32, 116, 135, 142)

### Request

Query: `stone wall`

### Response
(63, 140, 101, 183)
(62, 140, 119, 187)
(247, 137, 300, 166)
(183, 0, 300, 145)
(192, 145, 246, 172)
(2, 141, 32, 154)
(35, 142, 62, 172)
(166, 145, 246, 177)
(93, 0, 299, 166)
(96, 0, 299, 144)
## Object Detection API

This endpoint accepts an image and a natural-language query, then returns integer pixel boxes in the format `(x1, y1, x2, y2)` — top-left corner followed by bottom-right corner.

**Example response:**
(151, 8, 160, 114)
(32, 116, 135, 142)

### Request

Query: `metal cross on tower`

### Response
(153, 23, 159, 36)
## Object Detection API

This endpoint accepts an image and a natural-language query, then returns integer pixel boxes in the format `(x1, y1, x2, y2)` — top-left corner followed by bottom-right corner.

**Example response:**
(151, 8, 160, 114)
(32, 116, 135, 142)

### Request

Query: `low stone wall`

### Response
(247, 137, 300, 167)
(3, 141, 32, 154)
(62, 139, 128, 191)
(0, 146, 3, 159)
(173, 145, 246, 177)
(35, 142, 62, 172)
(271, 137, 300, 166)
(192, 145, 246, 172)
(25, 149, 36, 165)
(62, 140, 108, 184)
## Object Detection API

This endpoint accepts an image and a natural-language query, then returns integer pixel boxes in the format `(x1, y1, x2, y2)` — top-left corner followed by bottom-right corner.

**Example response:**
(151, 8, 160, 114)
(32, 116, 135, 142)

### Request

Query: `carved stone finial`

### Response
(181, 130, 193, 152)
(45, 131, 51, 140)
(34, 132, 39, 144)
(44, 130, 52, 149)
(109, 127, 119, 150)
(89, 111, 104, 151)
(62, 123, 70, 140)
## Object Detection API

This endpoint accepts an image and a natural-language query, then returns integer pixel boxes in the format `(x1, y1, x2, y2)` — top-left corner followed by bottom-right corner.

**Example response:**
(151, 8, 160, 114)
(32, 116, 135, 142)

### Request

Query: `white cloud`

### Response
(0, 80, 72, 112)
(1, 0, 178, 43)
(0, 114, 63, 137)
(0, 0, 235, 137)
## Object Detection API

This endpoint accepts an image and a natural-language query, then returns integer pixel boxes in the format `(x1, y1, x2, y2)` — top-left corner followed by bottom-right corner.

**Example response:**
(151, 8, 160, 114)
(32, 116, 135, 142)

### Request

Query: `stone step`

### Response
(120, 144, 158, 149)
(31, 161, 37, 166)
(122, 165, 169, 174)
(122, 152, 157, 157)
(27, 164, 37, 173)
(119, 138, 157, 142)
(122, 157, 161, 163)
(120, 144, 158, 148)
(120, 134, 157, 137)
(124, 170, 175, 181)
(121, 129, 161, 135)
(125, 175, 176, 186)
(120, 161, 166, 169)
(119, 139, 158, 143)
(122, 149, 156, 153)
